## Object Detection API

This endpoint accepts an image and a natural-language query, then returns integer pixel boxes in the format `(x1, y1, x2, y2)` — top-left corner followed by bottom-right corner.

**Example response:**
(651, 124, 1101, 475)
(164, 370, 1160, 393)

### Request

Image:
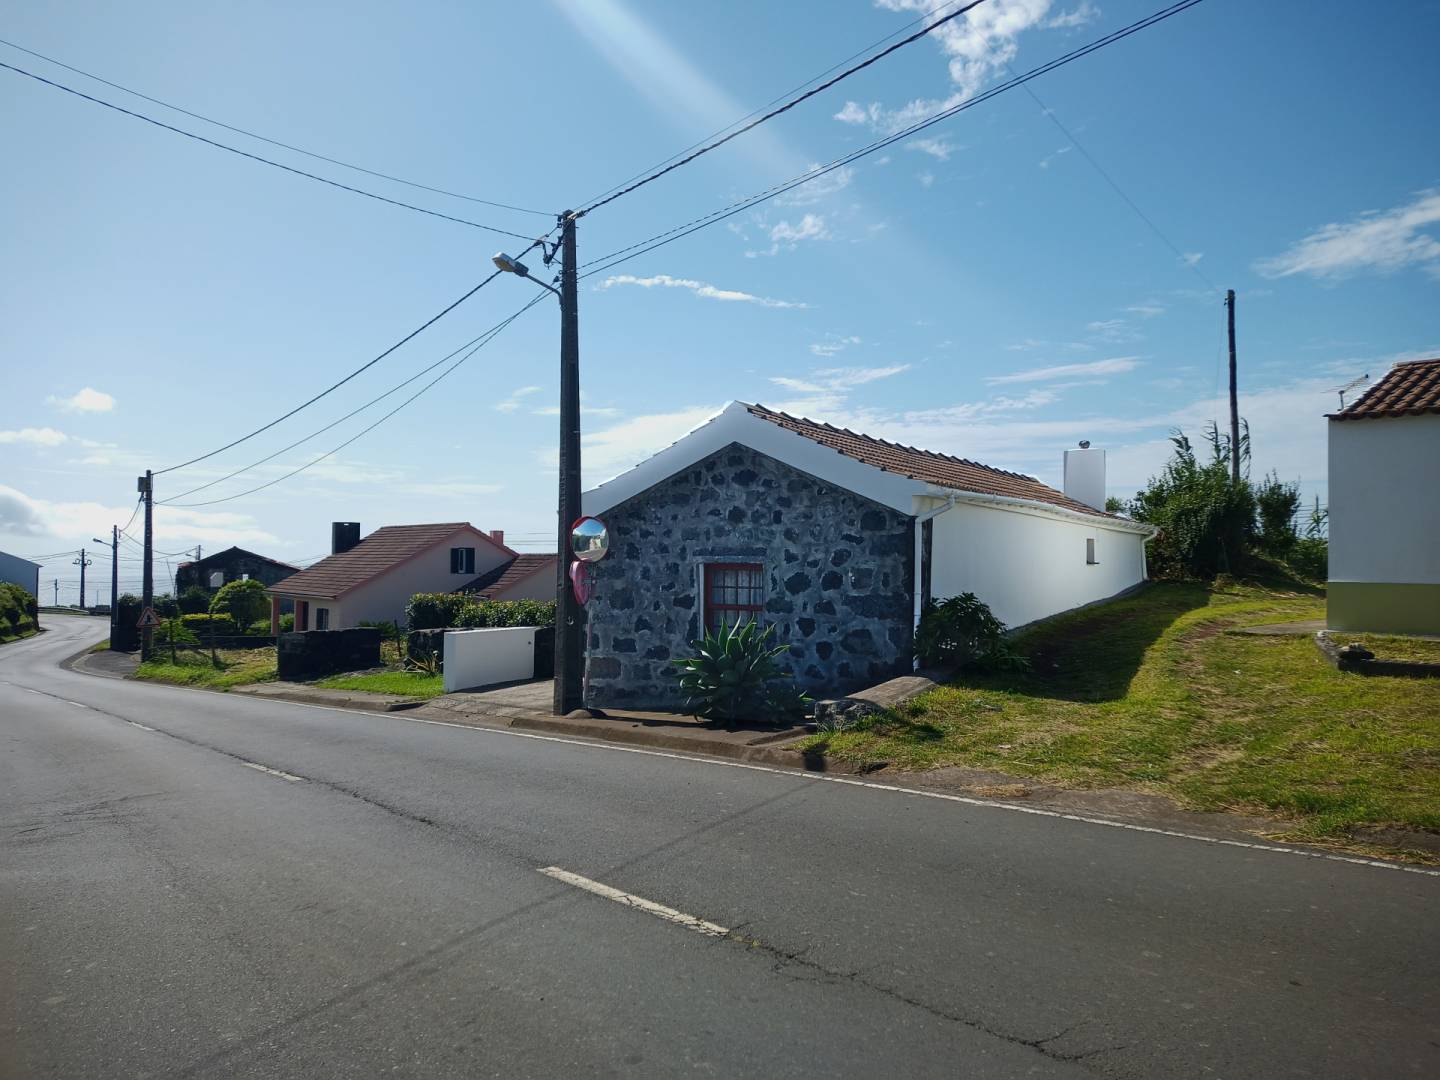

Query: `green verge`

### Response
(0, 627, 39, 645)
(134, 648, 278, 689)
(314, 671, 445, 699)
(803, 579, 1440, 846)
(1331, 633, 1440, 665)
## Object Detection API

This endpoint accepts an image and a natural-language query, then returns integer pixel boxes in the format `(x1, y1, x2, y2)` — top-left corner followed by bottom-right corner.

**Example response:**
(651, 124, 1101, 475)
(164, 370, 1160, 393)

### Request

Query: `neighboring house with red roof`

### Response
(578, 400, 1156, 709)
(458, 553, 557, 601)
(265, 522, 517, 631)
(1327, 357, 1440, 634)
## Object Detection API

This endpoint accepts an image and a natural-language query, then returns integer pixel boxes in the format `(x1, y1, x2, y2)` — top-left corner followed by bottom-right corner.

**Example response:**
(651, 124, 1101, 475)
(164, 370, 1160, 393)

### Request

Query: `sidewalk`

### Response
(415, 682, 813, 765)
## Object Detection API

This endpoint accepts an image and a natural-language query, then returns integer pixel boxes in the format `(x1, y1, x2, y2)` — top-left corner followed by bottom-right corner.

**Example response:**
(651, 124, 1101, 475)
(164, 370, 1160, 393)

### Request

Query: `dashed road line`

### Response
(240, 761, 304, 783)
(539, 866, 730, 937)
(126, 720, 155, 731)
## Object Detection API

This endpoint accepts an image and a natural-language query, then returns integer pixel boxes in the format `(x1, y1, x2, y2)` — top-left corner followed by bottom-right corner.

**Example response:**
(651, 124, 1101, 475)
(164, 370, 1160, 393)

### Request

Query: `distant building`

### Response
(175, 547, 300, 594)
(457, 553, 557, 602)
(266, 522, 518, 631)
(0, 549, 41, 600)
(1327, 357, 1440, 634)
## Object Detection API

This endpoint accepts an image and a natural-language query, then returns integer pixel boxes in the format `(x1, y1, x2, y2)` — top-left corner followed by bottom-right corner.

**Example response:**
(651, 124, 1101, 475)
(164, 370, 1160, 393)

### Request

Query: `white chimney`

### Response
(1063, 443, 1106, 510)
(489, 529, 505, 546)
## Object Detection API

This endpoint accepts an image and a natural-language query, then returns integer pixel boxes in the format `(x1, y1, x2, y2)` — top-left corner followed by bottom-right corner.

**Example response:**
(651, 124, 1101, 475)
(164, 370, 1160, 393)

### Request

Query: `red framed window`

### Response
(705, 563, 764, 633)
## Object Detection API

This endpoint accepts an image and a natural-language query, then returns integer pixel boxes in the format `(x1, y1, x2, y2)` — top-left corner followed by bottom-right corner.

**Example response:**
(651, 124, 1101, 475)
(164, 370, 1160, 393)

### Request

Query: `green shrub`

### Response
(210, 579, 268, 628)
(915, 593, 1029, 672)
(1289, 537, 1328, 581)
(406, 593, 555, 630)
(179, 584, 212, 614)
(279, 612, 295, 632)
(1254, 471, 1301, 557)
(0, 582, 37, 633)
(1128, 427, 1256, 578)
(178, 612, 237, 636)
(672, 621, 809, 723)
(154, 617, 199, 645)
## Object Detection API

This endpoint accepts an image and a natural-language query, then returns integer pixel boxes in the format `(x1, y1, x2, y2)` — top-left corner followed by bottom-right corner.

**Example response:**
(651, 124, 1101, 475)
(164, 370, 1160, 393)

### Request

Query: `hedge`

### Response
(1, 582, 38, 636)
(406, 593, 555, 630)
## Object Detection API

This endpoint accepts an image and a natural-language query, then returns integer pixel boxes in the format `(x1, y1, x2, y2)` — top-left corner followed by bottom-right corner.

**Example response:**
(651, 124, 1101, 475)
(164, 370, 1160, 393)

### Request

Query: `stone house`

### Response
(175, 546, 300, 595)
(579, 401, 1156, 710)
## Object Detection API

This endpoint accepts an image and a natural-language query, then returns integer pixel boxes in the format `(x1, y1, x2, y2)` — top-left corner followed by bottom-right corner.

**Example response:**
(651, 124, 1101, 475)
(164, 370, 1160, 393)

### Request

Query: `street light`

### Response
(492, 214, 585, 716)
(94, 532, 118, 645)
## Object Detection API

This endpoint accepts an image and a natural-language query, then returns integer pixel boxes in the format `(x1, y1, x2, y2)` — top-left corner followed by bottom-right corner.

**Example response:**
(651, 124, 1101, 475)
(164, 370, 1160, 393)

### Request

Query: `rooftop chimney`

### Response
(1063, 444, 1106, 511)
(489, 529, 505, 547)
(331, 521, 361, 555)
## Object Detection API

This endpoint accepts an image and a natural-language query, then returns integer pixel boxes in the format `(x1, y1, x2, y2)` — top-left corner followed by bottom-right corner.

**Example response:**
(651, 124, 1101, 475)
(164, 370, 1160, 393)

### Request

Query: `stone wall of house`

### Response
(584, 443, 914, 710)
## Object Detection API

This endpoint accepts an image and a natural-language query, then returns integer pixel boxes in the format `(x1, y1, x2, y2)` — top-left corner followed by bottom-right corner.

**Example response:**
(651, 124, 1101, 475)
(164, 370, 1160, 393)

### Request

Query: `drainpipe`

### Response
(912, 495, 957, 667)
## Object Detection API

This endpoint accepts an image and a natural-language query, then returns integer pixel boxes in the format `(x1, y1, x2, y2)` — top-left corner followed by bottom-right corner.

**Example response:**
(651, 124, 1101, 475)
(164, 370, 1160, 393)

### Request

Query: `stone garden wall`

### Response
(584, 443, 914, 709)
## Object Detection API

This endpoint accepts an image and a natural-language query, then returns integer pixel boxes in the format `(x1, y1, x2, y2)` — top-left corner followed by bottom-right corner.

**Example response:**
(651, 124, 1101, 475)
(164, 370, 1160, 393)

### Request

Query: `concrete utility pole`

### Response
(73, 548, 92, 610)
(554, 211, 583, 717)
(53, 579, 58, 605)
(140, 470, 154, 660)
(95, 528, 119, 645)
(1225, 289, 1240, 484)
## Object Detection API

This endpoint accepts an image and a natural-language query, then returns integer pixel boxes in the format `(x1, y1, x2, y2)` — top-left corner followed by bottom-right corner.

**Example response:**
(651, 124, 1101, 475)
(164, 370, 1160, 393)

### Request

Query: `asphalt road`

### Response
(3, 616, 1437, 1079)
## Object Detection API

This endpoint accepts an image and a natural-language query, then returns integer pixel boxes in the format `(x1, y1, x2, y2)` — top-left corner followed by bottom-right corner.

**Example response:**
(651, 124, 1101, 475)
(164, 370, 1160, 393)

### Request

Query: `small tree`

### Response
(1127, 428, 1256, 578)
(210, 578, 268, 629)
(178, 584, 212, 614)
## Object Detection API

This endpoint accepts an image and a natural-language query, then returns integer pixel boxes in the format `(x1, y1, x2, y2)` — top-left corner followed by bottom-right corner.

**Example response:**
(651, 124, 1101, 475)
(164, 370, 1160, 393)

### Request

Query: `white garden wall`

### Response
(443, 627, 536, 692)
(929, 501, 1148, 630)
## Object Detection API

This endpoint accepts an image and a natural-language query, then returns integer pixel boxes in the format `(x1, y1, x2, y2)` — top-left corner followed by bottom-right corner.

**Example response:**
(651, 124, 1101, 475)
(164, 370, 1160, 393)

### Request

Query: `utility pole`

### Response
(53, 579, 58, 605)
(1225, 289, 1240, 484)
(73, 548, 92, 610)
(95, 527, 119, 646)
(140, 470, 154, 660)
(554, 211, 583, 716)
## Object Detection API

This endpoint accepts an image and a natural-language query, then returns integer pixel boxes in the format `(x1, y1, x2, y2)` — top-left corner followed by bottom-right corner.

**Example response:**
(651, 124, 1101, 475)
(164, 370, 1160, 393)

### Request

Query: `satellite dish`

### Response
(570, 516, 610, 563)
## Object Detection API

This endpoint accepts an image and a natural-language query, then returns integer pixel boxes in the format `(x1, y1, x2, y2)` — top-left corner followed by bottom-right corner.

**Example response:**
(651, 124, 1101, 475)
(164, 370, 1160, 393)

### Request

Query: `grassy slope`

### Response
(806, 580, 1440, 842)
(314, 671, 445, 699)
(134, 648, 277, 689)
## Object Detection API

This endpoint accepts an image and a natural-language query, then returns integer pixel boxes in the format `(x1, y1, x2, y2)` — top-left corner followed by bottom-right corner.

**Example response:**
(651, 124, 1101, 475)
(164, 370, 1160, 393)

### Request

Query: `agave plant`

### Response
(672, 620, 809, 724)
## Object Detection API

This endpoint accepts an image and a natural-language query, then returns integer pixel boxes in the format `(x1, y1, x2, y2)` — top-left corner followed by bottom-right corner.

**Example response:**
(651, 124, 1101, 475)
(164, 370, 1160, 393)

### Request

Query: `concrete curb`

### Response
(231, 683, 426, 713)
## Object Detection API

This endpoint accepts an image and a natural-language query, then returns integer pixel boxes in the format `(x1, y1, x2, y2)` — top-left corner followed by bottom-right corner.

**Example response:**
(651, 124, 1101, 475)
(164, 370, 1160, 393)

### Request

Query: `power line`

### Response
(580, 1, 1207, 279)
(153, 252, 542, 477)
(576, 0, 990, 216)
(1003, 61, 1219, 293)
(167, 294, 548, 508)
(158, 312, 555, 504)
(0, 37, 552, 218)
(576, 0, 972, 210)
(0, 59, 538, 241)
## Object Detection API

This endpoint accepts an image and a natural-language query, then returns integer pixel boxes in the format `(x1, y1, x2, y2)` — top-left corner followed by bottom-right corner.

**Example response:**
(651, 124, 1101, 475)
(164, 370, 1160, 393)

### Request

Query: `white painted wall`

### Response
(488, 569, 556, 602)
(929, 501, 1148, 629)
(443, 627, 536, 692)
(1328, 413, 1440, 584)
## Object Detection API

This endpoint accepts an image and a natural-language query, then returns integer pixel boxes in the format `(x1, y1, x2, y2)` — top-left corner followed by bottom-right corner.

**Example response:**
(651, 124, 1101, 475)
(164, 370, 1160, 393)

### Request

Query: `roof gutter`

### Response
(921, 487, 1158, 537)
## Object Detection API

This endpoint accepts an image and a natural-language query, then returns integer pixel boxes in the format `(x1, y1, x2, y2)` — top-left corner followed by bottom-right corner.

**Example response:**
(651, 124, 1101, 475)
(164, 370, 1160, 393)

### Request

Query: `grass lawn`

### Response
(804, 578, 1440, 850)
(1330, 632, 1440, 665)
(134, 648, 278, 689)
(314, 670, 446, 699)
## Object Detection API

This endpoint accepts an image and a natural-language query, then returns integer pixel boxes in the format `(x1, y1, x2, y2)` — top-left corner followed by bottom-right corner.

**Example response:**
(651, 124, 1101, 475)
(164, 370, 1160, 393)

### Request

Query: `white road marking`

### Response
(81, 676, 1440, 880)
(539, 866, 730, 937)
(23, 688, 44, 695)
(67, 701, 88, 709)
(240, 762, 304, 783)
(126, 720, 155, 732)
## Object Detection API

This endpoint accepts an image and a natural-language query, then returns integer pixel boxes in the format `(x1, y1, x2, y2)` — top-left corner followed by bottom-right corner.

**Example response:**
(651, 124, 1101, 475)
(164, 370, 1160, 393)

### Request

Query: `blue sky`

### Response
(3, 0, 1438, 600)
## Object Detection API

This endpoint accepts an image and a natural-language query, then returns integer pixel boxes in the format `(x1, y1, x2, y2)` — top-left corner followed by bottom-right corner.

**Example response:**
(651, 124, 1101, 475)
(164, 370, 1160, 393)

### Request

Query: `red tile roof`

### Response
(1329, 358, 1440, 420)
(459, 554, 557, 598)
(746, 402, 1113, 518)
(271, 523, 482, 600)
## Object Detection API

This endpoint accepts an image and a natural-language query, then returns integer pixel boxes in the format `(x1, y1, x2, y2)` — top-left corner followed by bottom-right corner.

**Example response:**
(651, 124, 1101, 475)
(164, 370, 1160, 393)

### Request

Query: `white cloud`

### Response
(531, 404, 622, 417)
(494, 385, 543, 413)
(1038, 145, 1073, 169)
(769, 215, 829, 244)
(48, 387, 115, 413)
(0, 427, 68, 447)
(1043, 2, 1100, 30)
(596, 273, 807, 308)
(809, 335, 862, 358)
(917, 171, 936, 188)
(1125, 303, 1166, 318)
(906, 137, 960, 161)
(986, 357, 1141, 384)
(1255, 189, 1440, 281)
(572, 406, 727, 485)
(0, 483, 277, 547)
(1182, 251, 1205, 267)
(1086, 318, 1140, 344)
(846, 0, 1057, 134)
(766, 364, 911, 414)
(775, 165, 854, 206)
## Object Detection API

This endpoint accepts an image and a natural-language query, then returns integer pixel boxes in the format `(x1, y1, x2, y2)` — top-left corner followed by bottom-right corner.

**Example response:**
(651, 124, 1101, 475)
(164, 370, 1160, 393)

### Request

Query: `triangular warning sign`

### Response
(136, 606, 160, 628)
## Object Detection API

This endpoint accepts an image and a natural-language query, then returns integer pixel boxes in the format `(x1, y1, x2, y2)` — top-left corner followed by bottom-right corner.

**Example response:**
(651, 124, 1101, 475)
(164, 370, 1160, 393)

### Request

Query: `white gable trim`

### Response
(583, 402, 925, 516)
(922, 488, 1158, 537)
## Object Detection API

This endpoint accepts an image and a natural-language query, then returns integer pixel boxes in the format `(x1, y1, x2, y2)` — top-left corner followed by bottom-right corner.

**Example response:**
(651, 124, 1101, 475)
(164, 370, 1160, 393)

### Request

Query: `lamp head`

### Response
(491, 252, 531, 278)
